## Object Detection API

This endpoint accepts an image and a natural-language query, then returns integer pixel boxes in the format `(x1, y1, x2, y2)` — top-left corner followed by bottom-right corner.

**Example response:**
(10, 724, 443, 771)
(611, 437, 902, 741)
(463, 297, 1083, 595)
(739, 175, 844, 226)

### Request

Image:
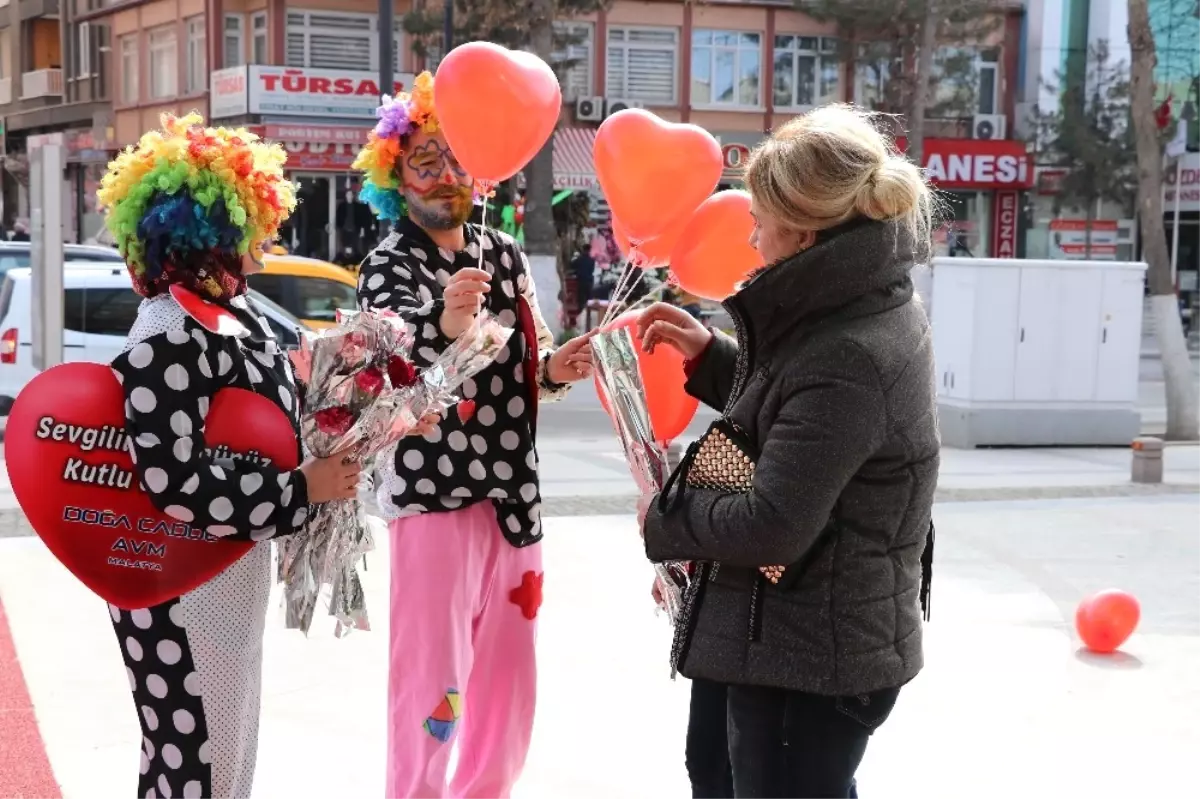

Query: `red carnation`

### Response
(388, 355, 418, 388)
(313, 406, 356, 437)
(355, 366, 385, 396)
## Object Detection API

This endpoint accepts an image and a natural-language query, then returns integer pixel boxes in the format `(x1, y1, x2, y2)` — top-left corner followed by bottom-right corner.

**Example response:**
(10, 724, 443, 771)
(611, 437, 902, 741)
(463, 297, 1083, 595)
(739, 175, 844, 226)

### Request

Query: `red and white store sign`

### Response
(209, 66, 417, 120)
(992, 191, 1019, 258)
(1164, 152, 1200, 212)
(896, 138, 1034, 190)
(263, 125, 370, 145)
(1048, 219, 1119, 259)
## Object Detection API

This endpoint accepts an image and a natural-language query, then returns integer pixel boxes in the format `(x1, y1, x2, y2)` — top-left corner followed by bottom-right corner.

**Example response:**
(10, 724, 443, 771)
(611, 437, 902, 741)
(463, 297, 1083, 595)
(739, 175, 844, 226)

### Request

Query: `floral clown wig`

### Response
(97, 112, 296, 301)
(352, 71, 440, 222)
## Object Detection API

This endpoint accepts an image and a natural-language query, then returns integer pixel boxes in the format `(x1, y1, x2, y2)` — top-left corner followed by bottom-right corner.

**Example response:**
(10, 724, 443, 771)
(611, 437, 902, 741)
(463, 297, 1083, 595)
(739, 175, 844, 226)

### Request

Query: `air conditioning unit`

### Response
(972, 113, 1007, 140)
(605, 98, 645, 116)
(575, 96, 604, 122)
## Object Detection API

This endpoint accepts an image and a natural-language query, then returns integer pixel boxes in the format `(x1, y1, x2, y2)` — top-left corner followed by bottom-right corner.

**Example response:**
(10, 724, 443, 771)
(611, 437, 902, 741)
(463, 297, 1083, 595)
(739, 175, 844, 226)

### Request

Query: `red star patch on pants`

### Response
(509, 570, 544, 620)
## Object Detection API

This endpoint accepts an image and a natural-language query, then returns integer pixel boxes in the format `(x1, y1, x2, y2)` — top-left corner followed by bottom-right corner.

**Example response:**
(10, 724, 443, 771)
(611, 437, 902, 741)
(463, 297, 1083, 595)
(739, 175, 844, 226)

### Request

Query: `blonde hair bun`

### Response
(745, 104, 933, 245)
(855, 158, 925, 222)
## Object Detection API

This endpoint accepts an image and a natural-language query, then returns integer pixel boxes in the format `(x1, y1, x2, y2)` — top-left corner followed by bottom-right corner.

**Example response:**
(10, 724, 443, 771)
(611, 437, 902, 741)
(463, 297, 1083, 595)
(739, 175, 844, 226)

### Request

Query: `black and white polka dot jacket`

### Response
(111, 292, 310, 548)
(357, 216, 568, 547)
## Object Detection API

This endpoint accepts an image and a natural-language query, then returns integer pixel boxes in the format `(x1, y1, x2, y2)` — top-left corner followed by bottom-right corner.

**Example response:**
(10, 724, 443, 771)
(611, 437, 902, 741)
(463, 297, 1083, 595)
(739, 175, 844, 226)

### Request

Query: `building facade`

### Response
(1, 0, 1031, 261)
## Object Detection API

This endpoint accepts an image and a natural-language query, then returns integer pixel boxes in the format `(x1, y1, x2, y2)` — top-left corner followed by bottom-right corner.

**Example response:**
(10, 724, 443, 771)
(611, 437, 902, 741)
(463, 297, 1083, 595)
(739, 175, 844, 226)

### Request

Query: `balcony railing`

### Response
(0, 77, 11, 106)
(21, 68, 63, 99)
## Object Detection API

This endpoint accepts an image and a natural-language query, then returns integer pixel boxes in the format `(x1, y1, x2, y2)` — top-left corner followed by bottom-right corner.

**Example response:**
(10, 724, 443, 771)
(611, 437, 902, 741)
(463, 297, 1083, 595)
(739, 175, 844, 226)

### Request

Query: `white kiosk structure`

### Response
(929, 257, 1146, 448)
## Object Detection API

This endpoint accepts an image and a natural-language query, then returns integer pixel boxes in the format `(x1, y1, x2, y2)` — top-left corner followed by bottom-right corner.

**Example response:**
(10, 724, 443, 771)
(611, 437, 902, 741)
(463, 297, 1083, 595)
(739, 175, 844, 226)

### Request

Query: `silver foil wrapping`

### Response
(591, 328, 690, 624)
(277, 310, 513, 636)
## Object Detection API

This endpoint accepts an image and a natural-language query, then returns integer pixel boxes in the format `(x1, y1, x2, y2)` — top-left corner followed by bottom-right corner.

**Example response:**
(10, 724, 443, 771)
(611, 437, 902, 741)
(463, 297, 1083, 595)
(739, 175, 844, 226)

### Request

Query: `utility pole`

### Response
(378, 0, 394, 235)
(443, 0, 454, 61)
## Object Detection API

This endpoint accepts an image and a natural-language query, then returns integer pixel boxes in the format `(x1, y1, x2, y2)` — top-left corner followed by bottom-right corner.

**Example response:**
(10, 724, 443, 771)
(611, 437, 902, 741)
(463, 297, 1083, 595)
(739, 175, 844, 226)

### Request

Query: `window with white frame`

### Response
(251, 12, 268, 64)
(552, 22, 594, 101)
(853, 42, 894, 110)
(287, 11, 374, 71)
(606, 26, 679, 105)
(149, 26, 177, 100)
(186, 16, 207, 93)
(76, 22, 94, 78)
(224, 14, 244, 68)
(120, 34, 138, 103)
(692, 29, 761, 108)
(773, 35, 839, 109)
(931, 46, 999, 116)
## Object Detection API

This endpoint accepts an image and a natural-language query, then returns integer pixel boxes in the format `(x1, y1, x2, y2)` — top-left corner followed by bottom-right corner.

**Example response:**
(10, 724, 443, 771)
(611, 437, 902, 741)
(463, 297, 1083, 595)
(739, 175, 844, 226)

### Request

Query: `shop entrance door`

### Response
(285, 173, 335, 260)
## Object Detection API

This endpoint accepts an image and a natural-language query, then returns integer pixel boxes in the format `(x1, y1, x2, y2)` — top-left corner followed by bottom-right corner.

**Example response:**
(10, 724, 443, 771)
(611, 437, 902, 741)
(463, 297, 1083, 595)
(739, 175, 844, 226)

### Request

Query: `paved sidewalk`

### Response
(1, 496, 1198, 798)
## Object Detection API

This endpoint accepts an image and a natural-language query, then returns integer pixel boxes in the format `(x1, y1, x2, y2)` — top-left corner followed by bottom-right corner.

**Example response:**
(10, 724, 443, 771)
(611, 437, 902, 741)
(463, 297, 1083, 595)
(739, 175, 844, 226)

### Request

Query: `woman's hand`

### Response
(409, 412, 441, 438)
(547, 331, 596, 384)
(637, 302, 712, 360)
(651, 578, 665, 609)
(440, 268, 493, 339)
(300, 445, 363, 503)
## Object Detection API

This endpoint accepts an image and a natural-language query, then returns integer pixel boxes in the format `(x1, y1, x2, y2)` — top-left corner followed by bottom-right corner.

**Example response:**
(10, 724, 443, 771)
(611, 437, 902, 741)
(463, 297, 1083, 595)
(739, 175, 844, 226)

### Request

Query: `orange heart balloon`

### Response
(593, 109, 723, 243)
(670, 190, 763, 301)
(613, 214, 690, 269)
(593, 311, 699, 443)
(435, 41, 562, 182)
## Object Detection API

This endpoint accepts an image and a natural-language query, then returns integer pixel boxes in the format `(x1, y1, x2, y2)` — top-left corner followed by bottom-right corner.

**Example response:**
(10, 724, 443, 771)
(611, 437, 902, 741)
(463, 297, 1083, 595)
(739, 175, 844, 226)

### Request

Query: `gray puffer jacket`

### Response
(643, 218, 939, 696)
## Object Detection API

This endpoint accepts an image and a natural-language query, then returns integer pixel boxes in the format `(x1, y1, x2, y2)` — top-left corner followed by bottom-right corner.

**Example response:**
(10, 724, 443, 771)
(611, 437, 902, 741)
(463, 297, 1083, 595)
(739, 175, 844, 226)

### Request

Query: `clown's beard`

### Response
(405, 186, 474, 231)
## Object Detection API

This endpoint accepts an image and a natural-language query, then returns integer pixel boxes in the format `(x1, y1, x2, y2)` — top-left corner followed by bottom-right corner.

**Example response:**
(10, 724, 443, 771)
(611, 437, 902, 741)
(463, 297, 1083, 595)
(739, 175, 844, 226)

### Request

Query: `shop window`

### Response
(286, 11, 400, 72)
(854, 42, 895, 110)
(119, 34, 138, 103)
(606, 26, 679, 105)
(185, 16, 207, 94)
(251, 12, 268, 65)
(932, 47, 999, 117)
(148, 26, 177, 100)
(693, 30, 761, 109)
(552, 21, 594, 102)
(224, 14, 244, 68)
(773, 35, 839, 110)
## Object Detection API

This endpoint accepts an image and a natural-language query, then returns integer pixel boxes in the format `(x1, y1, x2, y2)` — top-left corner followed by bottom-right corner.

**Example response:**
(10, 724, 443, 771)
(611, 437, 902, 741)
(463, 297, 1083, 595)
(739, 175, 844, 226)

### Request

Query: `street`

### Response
(0, 349, 1198, 798)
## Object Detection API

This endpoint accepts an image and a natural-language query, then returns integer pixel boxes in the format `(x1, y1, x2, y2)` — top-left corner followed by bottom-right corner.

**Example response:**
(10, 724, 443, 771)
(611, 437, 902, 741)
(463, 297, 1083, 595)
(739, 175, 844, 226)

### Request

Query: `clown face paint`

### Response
(399, 129, 474, 231)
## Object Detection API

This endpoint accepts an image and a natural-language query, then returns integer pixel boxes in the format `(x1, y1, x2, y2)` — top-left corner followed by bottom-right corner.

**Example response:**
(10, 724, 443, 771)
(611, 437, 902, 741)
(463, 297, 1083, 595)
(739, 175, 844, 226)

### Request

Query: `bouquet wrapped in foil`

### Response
(591, 327, 690, 624)
(277, 309, 513, 636)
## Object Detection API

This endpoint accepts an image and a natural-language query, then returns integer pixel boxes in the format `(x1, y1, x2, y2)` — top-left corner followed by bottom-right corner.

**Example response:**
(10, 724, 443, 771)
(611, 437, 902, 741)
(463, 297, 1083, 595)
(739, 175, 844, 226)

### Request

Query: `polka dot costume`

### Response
(358, 217, 569, 548)
(108, 292, 309, 798)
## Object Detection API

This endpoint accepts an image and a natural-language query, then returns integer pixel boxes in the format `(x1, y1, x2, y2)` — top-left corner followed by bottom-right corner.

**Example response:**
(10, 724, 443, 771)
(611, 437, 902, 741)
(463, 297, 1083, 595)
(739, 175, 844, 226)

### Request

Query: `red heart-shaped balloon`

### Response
(670, 190, 764, 301)
(593, 109, 723, 243)
(456, 399, 477, 424)
(5, 362, 298, 609)
(435, 41, 562, 183)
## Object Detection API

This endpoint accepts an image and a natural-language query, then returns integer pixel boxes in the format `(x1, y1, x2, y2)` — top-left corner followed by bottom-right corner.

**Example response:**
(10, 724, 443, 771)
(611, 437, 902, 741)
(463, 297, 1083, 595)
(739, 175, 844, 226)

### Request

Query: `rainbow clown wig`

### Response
(97, 112, 296, 301)
(352, 70, 439, 222)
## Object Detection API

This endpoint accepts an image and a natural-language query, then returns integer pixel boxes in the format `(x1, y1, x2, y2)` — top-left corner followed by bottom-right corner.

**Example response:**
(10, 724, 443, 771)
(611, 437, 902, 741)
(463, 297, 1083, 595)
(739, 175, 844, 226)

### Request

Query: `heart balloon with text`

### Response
(5, 362, 298, 609)
(593, 109, 723, 243)
(435, 41, 562, 182)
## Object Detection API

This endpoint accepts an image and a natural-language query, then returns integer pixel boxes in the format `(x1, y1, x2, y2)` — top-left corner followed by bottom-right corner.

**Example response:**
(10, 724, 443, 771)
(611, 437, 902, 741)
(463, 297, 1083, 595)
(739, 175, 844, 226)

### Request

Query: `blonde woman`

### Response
(638, 104, 939, 798)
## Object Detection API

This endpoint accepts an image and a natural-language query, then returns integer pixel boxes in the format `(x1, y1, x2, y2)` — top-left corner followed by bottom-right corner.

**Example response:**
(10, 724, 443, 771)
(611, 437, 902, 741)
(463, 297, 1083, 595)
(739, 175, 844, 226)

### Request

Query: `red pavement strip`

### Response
(0, 595, 62, 798)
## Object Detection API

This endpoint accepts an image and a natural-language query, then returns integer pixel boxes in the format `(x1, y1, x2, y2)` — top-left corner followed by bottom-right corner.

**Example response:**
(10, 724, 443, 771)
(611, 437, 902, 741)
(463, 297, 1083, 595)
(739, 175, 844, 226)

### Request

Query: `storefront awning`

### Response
(553, 127, 599, 191)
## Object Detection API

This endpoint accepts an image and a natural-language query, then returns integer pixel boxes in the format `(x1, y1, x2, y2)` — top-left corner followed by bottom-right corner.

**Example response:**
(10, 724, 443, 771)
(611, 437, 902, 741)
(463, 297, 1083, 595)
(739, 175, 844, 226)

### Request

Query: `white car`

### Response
(0, 265, 307, 419)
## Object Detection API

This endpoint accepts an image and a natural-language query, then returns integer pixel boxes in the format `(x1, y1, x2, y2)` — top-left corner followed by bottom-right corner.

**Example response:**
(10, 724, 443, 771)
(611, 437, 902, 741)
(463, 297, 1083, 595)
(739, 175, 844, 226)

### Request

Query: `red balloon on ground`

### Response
(670, 190, 763, 301)
(5, 362, 298, 609)
(434, 41, 561, 182)
(593, 311, 699, 444)
(1076, 589, 1141, 654)
(593, 109, 723, 243)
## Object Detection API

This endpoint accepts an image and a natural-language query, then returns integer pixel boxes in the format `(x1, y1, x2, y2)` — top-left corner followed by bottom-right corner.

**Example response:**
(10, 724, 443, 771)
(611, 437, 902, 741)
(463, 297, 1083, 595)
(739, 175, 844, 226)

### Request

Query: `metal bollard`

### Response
(1130, 436, 1165, 484)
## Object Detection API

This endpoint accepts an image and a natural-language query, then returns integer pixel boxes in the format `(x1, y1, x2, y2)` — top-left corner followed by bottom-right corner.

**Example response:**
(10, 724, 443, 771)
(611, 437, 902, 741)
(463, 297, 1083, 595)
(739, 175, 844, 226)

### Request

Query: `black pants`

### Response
(685, 679, 900, 798)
